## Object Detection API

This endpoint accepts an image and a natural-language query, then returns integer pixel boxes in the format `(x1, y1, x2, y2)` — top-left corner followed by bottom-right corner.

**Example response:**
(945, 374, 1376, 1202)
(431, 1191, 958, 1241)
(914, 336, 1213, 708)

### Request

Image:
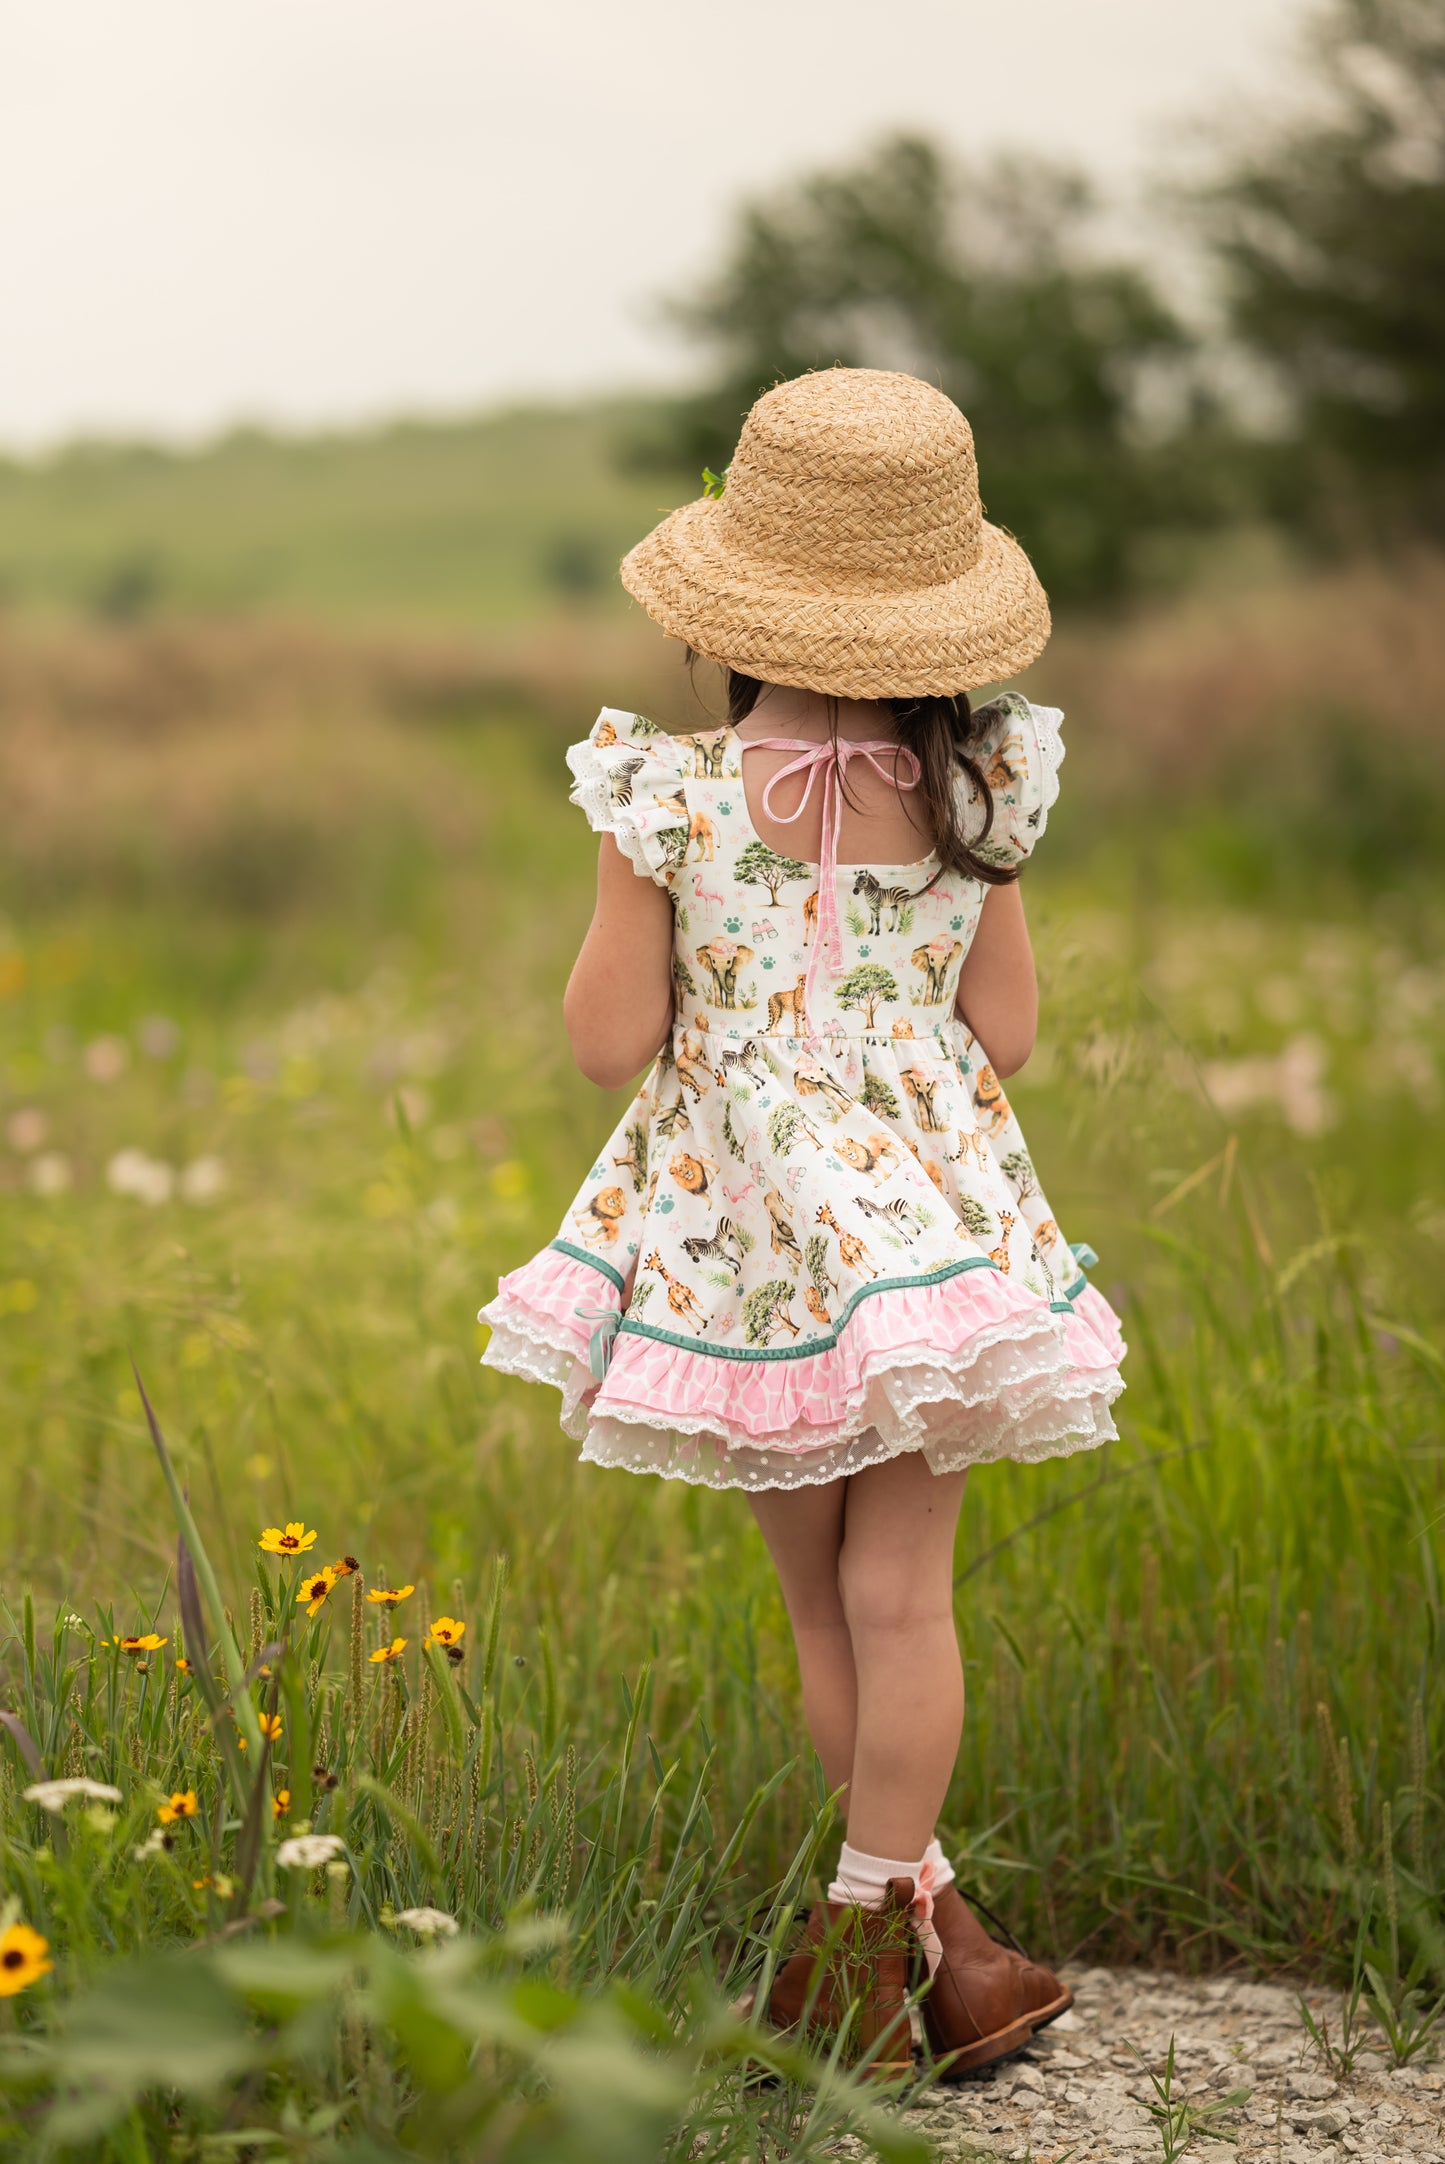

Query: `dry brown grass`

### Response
(1035, 550, 1445, 796)
(2, 552, 1439, 908)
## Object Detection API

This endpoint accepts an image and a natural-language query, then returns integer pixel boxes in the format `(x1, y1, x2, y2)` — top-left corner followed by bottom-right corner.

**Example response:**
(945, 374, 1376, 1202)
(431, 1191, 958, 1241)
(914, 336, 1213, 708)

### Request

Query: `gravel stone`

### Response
(889, 1963, 1443, 2164)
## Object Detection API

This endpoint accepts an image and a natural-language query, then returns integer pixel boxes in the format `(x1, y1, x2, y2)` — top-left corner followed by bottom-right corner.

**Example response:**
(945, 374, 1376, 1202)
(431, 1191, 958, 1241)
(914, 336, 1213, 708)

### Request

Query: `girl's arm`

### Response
(564, 835, 676, 1089)
(954, 882, 1037, 1078)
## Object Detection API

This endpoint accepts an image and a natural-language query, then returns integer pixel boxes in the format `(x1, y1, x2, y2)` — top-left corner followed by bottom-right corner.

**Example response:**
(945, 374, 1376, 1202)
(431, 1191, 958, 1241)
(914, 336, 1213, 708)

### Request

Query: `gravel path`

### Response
(886, 1964, 1444, 2163)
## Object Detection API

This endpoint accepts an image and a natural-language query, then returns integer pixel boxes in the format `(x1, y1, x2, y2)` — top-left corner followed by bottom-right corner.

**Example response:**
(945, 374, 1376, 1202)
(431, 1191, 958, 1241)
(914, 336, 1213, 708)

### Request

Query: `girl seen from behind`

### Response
(480, 368, 1126, 2082)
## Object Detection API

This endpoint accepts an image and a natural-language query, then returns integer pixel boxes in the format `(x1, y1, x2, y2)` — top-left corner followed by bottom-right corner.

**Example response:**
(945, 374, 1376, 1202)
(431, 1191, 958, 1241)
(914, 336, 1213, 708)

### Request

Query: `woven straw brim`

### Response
(620, 494, 1050, 699)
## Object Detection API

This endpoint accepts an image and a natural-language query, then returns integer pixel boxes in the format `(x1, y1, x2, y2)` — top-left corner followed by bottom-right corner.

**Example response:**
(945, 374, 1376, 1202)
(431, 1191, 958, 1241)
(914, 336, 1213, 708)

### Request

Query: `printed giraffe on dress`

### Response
(988, 1212, 1017, 1272)
(642, 1252, 711, 1335)
(815, 1201, 880, 1280)
(674, 1031, 713, 1100)
(802, 890, 819, 944)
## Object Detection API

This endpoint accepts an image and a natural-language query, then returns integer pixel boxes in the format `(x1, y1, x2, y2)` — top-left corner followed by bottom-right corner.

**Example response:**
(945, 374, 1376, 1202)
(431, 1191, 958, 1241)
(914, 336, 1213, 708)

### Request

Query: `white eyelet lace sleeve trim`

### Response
(563, 707, 687, 885)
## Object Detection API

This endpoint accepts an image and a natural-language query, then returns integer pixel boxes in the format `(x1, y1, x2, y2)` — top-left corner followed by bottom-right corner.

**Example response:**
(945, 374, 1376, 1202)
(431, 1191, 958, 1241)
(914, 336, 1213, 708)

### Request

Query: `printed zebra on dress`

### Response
(680, 1216, 748, 1275)
(853, 1192, 929, 1241)
(851, 868, 914, 935)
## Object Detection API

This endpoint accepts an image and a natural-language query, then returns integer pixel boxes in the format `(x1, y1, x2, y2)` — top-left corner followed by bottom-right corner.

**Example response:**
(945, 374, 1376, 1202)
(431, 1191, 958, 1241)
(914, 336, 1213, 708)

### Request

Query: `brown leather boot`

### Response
(763, 1874, 920, 2081)
(920, 1882, 1073, 2079)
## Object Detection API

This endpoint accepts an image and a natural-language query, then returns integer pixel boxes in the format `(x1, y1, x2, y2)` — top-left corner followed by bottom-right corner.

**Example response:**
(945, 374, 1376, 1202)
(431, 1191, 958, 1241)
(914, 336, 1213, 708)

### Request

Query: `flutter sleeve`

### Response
(957, 692, 1065, 869)
(564, 707, 691, 887)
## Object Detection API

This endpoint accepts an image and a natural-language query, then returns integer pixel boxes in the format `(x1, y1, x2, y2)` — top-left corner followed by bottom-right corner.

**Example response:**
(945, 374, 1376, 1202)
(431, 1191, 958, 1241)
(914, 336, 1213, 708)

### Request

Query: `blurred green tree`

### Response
(630, 134, 1209, 603)
(1199, 0, 1445, 541)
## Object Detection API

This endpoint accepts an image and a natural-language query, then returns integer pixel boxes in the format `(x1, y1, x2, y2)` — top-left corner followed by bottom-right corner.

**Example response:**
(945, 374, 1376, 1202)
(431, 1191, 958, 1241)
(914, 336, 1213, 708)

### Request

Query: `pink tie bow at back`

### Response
(740, 735, 923, 1040)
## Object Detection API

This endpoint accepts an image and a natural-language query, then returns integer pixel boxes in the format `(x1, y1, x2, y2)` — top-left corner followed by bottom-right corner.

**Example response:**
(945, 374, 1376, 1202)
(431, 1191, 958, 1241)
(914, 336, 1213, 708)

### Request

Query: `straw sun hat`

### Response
(620, 367, 1050, 700)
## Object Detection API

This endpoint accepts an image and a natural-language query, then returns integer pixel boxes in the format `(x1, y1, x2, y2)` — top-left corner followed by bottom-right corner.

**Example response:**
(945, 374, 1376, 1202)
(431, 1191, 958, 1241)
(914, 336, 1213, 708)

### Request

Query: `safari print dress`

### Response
(479, 698, 1126, 1489)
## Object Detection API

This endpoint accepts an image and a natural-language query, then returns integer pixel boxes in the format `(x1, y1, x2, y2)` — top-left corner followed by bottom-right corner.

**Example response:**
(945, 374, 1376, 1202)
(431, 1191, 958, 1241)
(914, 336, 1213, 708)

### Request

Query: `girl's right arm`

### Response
(563, 835, 676, 1089)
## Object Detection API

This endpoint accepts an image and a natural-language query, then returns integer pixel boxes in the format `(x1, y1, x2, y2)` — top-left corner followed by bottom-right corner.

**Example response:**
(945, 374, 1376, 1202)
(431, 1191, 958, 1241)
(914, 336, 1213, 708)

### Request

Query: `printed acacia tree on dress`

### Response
(734, 839, 811, 907)
(836, 964, 899, 1030)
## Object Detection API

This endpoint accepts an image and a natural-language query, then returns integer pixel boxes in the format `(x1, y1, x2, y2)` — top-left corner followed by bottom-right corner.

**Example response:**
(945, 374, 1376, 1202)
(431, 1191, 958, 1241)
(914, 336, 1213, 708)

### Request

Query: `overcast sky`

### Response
(0, 0, 1312, 449)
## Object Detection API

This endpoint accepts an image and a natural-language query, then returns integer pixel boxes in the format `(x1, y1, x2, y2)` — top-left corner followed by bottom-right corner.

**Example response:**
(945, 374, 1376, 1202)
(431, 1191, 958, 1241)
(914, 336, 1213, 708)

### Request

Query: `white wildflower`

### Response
(23, 1777, 123, 1812)
(29, 1152, 73, 1197)
(276, 1833, 347, 1869)
(84, 1035, 130, 1083)
(393, 1906, 459, 1939)
(180, 1155, 227, 1204)
(106, 1148, 175, 1205)
(138, 1015, 181, 1059)
(5, 1107, 48, 1153)
(134, 1826, 173, 1859)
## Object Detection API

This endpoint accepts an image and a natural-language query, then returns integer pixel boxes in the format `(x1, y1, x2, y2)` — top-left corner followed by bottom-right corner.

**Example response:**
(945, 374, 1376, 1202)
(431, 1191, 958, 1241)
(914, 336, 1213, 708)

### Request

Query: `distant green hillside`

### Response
(0, 401, 691, 631)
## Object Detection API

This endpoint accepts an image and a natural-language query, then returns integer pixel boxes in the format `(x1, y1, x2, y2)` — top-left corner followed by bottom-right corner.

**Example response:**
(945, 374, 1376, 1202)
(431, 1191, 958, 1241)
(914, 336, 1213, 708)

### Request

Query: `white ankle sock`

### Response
(827, 1840, 925, 1909)
(828, 1838, 955, 1974)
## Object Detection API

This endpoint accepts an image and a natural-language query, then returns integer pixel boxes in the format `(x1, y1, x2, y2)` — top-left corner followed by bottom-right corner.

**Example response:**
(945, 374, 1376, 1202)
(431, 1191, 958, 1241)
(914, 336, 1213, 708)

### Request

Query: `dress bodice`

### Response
(566, 700, 1065, 1046)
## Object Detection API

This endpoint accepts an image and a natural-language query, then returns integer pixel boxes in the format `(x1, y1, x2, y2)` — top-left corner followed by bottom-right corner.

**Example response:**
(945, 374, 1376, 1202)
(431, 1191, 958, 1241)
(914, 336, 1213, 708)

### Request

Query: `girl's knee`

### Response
(836, 1537, 952, 1638)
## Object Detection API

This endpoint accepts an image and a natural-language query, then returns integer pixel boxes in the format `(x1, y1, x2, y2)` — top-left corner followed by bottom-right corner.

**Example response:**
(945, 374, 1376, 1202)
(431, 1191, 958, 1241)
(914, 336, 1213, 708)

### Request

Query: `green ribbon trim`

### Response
(618, 1253, 1000, 1363)
(548, 1238, 627, 1294)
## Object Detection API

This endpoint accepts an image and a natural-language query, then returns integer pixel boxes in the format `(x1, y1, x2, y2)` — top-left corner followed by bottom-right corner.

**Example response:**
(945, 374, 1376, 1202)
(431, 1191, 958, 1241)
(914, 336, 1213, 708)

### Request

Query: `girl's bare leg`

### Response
(837, 1453, 967, 1857)
(747, 1477, 855, 1810)
(748, 1456, 967, 1854)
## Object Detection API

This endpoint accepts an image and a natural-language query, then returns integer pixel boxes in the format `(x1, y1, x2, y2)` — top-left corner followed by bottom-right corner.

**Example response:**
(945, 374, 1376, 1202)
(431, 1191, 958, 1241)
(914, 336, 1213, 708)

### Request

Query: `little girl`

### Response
(480, 368, 1126, 2081)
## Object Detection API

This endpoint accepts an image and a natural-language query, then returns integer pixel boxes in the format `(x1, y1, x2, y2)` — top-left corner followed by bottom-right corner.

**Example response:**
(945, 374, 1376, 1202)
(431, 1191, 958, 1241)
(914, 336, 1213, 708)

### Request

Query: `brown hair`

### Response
(711, 664, 1018, 890)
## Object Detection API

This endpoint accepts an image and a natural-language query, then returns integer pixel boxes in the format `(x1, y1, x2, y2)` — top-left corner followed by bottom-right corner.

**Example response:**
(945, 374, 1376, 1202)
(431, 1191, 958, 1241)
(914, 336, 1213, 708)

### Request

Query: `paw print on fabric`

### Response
(824, 1155, 842, 1172)
(858, 944, 871, 957)
(951, 916, 964, 930)
(589, 1163, 607, 1180)
(718, 800, 733, 815)
(626, 1240, 638, 1255)
(761, 956, 775, 970)
(654, 1195, 675, 1216)
(725, 917, 742, 933)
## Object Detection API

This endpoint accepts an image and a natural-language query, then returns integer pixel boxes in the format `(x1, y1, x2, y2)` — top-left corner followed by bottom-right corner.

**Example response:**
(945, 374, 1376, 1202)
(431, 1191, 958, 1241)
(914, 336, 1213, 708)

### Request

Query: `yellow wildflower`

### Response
(257, 1713, 283, 1741)
(0, 1923, 52, 1996)
(329, 1556, 360, 1577)
(296, 1565, 339, 1618)
(366, 1585, 414, 1606)
(158, 1790, 199, 1825)
(273, 1789, 290, 1819)
(117, 1633, 168, 1653)
(258, 1522, 317, 1556)
(369, 1637, 408, 1664)
(428, 1617, 465, 1647)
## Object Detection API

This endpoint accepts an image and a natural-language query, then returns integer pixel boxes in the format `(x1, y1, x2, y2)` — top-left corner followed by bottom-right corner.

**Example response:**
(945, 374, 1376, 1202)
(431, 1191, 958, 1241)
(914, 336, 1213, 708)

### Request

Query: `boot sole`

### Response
(922, 1984, 1074, 2080)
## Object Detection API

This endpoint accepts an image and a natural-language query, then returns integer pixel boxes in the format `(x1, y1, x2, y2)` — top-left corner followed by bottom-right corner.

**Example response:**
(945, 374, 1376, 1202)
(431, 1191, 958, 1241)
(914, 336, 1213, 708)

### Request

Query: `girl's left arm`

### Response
(953, 882, 1037, 1078)
(563, 835, 676, 1090)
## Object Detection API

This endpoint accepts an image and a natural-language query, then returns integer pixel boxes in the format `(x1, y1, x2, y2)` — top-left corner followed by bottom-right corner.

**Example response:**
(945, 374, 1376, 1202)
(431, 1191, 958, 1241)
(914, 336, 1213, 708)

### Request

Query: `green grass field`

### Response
(0, 467, 1441, 2154)
(0, 403, 683, 631)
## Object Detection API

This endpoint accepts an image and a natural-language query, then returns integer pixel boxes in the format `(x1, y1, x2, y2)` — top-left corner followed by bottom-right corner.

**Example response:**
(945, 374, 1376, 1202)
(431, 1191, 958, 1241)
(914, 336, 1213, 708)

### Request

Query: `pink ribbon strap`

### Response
(739, 735, 922, 1039)
(910, 1858, 944, 1975)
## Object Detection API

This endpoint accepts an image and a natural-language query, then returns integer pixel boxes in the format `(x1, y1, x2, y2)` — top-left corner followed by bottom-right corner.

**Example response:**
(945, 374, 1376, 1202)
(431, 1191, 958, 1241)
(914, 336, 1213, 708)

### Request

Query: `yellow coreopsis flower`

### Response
(369, 1637, 408, 1664)
(257, 1712, 284, 1741)
(258, 1522, 317, 1556)
(273, 1789, 290, 1819)
(157, 1790, 199, 1825)
(296, 1565, 339, 1617)
(0, 1923, 52, 1996)
(329, 1556, 360, 1578)
(428, 1617, 465, 1646)
(366, 1585, 414, 1606)
(117, 1633, 168, 1653)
